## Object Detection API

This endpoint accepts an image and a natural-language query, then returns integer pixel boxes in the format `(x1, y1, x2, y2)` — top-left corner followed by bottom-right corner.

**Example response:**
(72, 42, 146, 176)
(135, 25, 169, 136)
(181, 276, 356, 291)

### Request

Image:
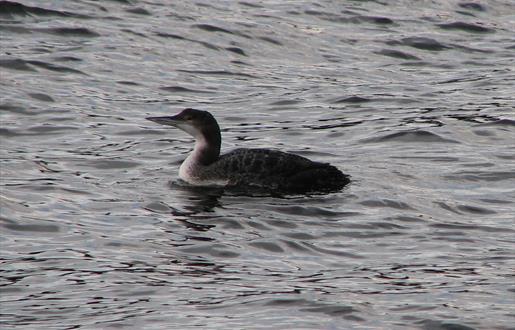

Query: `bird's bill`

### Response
(146, 115, 181, 127)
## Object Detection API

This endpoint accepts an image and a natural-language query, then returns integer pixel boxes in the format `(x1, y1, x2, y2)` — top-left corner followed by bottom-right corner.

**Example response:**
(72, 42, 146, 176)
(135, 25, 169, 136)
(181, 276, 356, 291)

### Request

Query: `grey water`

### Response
(1, 0, 515, 329)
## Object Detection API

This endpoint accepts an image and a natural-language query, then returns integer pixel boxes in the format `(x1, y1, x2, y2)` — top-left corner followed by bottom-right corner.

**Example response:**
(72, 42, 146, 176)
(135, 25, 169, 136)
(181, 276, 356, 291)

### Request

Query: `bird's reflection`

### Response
(144, 180, 224, 232)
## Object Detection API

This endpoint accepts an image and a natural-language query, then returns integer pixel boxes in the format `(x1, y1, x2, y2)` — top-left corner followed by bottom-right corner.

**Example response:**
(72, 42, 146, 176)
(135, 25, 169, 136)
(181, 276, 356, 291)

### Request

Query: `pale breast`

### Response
(179, 154, 228, 186)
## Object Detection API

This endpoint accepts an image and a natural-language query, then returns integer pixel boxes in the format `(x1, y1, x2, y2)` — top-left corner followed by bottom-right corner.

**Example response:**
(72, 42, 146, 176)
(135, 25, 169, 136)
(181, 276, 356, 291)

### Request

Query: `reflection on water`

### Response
(1, 0, 515, 329)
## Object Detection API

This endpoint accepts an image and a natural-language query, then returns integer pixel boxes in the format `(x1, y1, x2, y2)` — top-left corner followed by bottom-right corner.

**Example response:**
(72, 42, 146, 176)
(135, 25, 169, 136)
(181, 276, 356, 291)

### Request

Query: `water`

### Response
(1, 0, 514, 329)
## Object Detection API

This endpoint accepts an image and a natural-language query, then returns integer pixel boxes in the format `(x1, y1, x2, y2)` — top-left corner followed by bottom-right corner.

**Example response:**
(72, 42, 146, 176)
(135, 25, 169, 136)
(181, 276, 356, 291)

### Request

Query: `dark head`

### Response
(146, 108, 221, 164)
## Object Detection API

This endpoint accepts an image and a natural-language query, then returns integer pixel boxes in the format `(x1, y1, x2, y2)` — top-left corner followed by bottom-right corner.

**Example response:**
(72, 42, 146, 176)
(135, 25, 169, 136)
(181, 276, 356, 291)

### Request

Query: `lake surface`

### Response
(1, 1, 514, 329)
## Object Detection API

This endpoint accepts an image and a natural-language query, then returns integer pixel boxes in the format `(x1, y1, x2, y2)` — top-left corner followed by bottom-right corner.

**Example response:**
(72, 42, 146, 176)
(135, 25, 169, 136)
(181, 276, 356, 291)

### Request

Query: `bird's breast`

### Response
(179, 154, 228, 186)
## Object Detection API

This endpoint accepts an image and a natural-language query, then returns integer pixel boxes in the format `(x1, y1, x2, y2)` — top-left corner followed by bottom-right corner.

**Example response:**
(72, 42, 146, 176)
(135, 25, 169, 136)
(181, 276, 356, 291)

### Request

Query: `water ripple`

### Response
(1, 0, 514, 329)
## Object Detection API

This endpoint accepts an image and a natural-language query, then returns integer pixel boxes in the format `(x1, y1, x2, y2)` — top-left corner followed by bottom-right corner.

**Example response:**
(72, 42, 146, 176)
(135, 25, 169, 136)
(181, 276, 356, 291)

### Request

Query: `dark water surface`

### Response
(1, 1, 514, 329)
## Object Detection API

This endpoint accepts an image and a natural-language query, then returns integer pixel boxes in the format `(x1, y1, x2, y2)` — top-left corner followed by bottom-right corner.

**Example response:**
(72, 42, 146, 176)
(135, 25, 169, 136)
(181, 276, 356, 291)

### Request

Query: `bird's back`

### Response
(207, 148, 349, 192)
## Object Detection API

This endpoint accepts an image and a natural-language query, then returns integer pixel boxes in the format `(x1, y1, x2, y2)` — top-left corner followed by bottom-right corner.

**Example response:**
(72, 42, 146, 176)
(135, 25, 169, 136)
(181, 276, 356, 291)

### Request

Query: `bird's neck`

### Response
(191, 127, 220, 166)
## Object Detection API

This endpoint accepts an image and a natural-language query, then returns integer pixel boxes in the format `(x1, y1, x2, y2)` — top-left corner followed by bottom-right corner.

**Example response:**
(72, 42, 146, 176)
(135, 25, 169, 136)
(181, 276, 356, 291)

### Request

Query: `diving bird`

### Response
(146, 108, 350, 192)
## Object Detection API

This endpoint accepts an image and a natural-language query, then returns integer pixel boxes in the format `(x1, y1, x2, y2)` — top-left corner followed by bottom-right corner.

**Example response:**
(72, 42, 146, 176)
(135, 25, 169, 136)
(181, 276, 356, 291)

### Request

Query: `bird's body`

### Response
(147, 109, 349, 193)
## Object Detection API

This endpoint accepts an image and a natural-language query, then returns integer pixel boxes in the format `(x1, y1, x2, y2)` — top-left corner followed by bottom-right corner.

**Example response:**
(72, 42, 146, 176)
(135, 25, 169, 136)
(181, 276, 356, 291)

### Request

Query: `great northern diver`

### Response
(146, 108, 350, 192)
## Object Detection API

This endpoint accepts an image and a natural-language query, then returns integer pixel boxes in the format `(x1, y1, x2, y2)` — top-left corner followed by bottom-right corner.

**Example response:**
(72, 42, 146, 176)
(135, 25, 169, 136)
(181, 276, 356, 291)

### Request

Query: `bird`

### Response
(146, 108, 350, 193)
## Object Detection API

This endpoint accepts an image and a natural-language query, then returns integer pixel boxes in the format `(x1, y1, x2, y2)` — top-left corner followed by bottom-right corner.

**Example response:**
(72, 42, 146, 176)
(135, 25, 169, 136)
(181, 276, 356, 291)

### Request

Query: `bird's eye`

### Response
(184, 116, 192, 120)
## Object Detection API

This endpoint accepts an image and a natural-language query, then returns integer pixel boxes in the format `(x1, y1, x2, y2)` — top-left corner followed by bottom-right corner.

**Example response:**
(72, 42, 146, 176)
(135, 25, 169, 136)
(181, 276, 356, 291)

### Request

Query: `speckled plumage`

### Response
(211, 148, 349, 191)
(147, 109, 350, 193)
